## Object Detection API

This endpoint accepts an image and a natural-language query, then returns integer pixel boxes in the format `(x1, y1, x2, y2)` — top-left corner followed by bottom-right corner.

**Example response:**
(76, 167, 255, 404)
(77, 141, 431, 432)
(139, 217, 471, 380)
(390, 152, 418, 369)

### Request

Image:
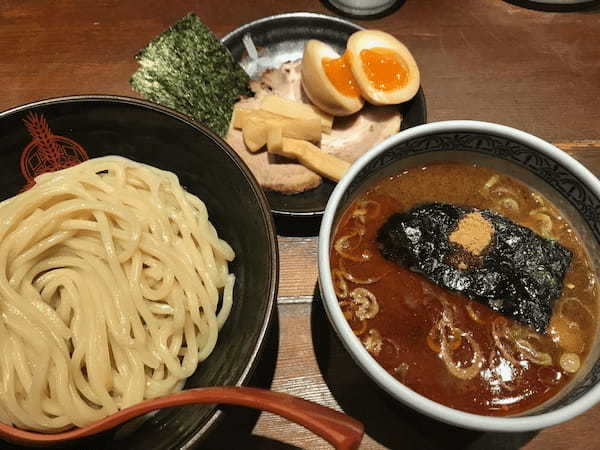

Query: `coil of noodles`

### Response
(0, 156, 235, 432)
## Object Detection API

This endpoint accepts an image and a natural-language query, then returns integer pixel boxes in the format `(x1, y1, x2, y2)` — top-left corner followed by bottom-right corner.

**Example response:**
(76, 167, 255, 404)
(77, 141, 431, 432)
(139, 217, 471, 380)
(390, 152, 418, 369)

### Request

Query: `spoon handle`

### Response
(0, 386, 364, 449)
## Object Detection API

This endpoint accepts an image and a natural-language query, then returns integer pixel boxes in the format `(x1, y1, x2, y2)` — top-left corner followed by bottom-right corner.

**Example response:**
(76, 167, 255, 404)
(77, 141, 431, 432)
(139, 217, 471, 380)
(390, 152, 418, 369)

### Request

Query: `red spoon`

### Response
(0, 386, 364, 449)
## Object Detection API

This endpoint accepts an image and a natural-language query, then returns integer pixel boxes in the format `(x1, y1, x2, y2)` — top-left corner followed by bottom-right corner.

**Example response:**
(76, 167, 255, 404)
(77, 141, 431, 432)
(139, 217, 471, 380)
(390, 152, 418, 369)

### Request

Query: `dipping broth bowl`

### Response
(318, 120, 600, 432)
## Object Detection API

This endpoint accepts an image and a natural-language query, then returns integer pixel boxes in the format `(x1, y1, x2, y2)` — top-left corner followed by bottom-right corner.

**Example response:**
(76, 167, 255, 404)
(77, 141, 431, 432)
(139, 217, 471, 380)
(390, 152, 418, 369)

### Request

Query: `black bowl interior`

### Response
(333, 129, 600, 416)
(222, 12, 427, 218)
(0, 96, 278, 449)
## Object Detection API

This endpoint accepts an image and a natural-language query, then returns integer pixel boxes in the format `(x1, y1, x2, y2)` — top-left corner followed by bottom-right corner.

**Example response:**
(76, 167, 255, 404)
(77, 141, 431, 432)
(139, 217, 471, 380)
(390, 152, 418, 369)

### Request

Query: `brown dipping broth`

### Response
(330, 163, 598, 416)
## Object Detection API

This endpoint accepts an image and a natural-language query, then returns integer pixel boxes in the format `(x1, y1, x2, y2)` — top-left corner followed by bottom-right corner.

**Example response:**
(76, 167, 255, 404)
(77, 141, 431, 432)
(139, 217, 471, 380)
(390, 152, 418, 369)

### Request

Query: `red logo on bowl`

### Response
(20, 112, 89, 190)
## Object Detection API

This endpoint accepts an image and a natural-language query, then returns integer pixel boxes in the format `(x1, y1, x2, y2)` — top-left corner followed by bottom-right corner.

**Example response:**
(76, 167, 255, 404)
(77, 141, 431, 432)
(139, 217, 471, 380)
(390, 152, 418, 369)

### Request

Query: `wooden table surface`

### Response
(1, 0, 600, 449)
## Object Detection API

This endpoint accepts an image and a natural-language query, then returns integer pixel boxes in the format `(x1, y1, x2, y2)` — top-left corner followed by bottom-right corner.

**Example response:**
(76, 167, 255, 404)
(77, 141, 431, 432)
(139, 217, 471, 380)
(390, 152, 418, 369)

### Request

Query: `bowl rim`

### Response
(318, 119, 600, 432)
(0, 94, 280, 447)
(220, 11, 362, 45)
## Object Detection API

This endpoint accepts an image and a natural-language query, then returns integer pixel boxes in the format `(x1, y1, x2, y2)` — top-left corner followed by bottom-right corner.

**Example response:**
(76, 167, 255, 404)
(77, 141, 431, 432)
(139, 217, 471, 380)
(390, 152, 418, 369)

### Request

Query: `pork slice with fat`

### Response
(225, 95, 321, 195)
(225, 59, 402, 194)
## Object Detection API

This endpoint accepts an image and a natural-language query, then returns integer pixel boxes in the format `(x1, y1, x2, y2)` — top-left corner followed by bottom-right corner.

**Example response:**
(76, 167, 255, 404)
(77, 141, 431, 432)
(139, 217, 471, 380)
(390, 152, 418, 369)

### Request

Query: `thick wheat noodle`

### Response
(0, 156, 235, 432)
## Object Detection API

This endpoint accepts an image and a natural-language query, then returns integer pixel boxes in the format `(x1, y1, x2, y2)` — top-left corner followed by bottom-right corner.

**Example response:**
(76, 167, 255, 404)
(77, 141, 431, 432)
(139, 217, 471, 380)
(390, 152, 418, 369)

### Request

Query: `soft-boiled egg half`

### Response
(301, 40, 365, 116)
(346, 30, 420, 105)
(301, 31, 420, 115)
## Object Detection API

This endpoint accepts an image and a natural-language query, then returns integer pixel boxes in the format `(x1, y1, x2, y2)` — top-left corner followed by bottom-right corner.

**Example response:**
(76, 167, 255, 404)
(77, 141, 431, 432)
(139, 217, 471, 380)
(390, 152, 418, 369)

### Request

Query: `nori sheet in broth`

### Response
(377, 203, 572, 332)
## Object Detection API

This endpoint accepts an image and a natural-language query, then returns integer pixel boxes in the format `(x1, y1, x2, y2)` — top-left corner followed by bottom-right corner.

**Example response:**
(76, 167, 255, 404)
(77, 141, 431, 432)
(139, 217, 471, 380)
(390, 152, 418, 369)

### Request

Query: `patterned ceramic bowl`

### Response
(318, 120, 600, 432)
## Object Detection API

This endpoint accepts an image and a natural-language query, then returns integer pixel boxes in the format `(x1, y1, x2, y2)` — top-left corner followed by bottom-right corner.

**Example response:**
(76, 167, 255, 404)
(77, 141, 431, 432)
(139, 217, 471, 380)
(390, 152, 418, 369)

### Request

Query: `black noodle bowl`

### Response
(0, 95, 278, 449)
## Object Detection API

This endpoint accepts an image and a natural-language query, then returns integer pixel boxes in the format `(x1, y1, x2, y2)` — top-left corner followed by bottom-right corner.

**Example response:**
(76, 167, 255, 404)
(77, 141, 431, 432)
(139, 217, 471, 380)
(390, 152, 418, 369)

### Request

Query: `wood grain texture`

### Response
(278, 237, 319, 301)
(1, 0, 600, 449)
(1, 0, 599, 141)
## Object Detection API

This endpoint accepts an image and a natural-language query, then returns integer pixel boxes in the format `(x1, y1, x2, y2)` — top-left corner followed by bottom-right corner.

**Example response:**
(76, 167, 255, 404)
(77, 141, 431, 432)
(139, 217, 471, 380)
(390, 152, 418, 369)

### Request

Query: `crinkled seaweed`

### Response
(377, 203, 572, 332)
(130, 14, 252, 137)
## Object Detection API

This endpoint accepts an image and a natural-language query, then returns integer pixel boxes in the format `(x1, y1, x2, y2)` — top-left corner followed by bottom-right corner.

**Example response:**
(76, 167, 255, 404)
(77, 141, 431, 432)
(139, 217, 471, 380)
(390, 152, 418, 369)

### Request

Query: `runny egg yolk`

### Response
(360, 47, 408, 92)
(322, 52, 361, 98)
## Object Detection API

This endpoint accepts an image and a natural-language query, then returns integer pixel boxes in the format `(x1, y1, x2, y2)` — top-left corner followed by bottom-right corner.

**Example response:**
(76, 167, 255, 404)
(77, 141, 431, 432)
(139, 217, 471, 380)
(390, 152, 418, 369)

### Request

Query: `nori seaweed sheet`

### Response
(130, 13, 252, 137)
(377, 203, 572, 332)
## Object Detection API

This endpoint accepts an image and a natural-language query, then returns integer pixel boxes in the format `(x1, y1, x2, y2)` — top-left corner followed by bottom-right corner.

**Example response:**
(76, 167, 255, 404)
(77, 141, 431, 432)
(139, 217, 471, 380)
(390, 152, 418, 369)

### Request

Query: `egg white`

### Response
(347, 30, 420, 105)
(301, 39, 364, 117)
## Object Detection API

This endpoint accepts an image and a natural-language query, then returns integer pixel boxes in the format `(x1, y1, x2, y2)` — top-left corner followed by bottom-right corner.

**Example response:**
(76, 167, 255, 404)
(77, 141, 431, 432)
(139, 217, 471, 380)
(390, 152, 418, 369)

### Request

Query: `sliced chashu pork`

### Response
(225, 60, 402, 194)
